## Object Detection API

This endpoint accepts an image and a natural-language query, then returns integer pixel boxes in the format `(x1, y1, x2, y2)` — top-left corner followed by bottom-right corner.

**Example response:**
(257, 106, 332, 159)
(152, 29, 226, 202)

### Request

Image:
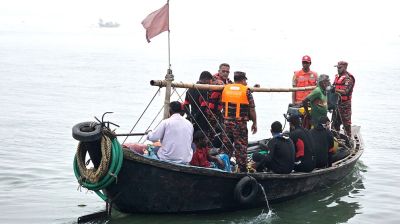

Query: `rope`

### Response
(179, 85, 213, 144)
(75, 136, 112, 183)
(137, 87, 187, 143)
(74, 134, 123, 201)
(122, 87, 161, 144)
(184, 82, 233, 149)
(175, 83, 229, 148)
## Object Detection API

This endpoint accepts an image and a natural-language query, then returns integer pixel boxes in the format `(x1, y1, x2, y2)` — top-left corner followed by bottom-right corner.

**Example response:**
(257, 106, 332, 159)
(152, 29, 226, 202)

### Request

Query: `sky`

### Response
(2, 0, 399, 36)
(1, 0, 399, 72)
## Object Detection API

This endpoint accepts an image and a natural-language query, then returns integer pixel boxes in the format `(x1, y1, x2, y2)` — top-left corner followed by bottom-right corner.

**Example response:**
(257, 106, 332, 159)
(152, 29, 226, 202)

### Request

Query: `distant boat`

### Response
(98, 19, 120, 28)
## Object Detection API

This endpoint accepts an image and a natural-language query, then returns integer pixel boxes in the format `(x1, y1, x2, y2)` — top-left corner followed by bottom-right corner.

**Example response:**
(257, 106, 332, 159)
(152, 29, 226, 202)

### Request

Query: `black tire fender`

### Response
(234, 176, 259, 204)
(72, 121, 102, 142)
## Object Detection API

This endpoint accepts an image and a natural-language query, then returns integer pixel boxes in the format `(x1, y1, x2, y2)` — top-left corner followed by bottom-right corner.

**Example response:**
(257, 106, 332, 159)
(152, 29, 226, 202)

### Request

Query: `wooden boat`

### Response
(73, 79, 364, 215)
(95, 128, 362, 214)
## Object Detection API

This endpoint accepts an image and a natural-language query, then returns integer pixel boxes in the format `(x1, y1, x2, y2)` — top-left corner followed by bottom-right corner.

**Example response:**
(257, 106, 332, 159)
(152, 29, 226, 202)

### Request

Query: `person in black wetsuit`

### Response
(310, 116, 335, 168)
(183, 71, 213, 136)
(252, 121, 295, 174)
(288, 115, 316, 172)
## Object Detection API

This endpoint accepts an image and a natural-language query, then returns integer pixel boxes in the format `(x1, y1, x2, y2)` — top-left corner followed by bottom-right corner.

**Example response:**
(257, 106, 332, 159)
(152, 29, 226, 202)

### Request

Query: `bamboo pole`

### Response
(163, 70, 174, 119)
(150, 80, 316, 92)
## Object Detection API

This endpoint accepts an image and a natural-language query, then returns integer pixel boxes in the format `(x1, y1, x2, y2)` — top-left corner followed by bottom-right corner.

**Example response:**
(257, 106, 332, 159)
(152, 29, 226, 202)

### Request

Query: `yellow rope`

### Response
(76, 135, 112, 183)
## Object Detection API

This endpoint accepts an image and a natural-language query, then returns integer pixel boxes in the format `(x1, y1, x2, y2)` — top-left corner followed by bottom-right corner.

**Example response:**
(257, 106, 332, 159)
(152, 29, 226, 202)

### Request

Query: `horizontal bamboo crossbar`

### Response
(150, 80, 316, 92)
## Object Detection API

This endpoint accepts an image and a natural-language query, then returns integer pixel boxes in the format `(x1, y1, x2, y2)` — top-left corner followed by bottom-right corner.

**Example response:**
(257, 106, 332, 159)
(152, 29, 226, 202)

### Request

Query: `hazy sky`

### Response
(2, 0, 399, 36)
(1, 0, 399, 70)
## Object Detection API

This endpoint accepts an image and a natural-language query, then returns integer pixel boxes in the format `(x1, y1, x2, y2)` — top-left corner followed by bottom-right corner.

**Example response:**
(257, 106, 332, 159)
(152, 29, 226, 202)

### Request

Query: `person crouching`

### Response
(252, 121, 295, 174)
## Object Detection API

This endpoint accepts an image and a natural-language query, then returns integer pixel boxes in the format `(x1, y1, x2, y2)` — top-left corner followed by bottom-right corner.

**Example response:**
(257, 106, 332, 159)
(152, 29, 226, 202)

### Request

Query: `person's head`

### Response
(218, 63, 230, 79)
(193, 130, 207, 148)
(335, 61, 348, 75)
(169, 101, 182, 115)
(199, 71, 212, 84)
(233, 71, 247, 85)
(288, 114, 301, 130)
(318, 74, 331, 90)
(302, 55, 312, 71)
(270, 121, 283, 135)
(318, 116, 331, 130)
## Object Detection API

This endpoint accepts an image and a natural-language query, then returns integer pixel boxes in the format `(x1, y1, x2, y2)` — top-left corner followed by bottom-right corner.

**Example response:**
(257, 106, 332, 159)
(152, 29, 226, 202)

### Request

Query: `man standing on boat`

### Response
(220, 71, 257, 172)
(183, 71, 213, 136)
(147, 101, 194, 164)
(213, 63, 233, 85)
(331, 61, 355, 138)
(292, 55, 318, 105)
(207, 63, 233, 145)
(302, 74, 330, 127)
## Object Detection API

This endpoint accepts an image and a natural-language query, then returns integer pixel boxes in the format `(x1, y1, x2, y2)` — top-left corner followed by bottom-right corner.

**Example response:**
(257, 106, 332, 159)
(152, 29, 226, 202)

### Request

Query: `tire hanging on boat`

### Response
(234, 176, 260, 204)
(72, 121, 102, 142)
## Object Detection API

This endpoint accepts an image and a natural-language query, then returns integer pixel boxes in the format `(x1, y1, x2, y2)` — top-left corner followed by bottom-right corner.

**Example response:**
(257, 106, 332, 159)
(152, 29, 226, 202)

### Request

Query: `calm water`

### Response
(1, 5, 400, 223)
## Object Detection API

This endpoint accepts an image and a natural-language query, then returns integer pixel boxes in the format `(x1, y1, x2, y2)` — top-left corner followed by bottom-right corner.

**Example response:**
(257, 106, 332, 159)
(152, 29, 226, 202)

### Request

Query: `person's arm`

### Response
(147, 120, 166, 142)
(183, 92, 191, 119)
(292, 73, 297, 104)
(343, 76, 355, 95)
(248, 90, 257, 134)
(302, 97, 311, 118)
(250, 107, 257, 134)
(208, 154, 225, 169)
(263, 139, 276, 163)
(302, 88, 317, 117)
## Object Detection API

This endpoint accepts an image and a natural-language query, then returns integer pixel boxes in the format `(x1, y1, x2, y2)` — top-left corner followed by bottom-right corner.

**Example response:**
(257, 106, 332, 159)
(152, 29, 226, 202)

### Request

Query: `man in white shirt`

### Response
(147, 101, 194, 164)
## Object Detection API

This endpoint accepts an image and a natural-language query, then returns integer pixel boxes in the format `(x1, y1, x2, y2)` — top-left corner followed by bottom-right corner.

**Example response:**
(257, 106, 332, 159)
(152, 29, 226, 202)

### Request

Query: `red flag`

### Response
(141, 3, 169, 43)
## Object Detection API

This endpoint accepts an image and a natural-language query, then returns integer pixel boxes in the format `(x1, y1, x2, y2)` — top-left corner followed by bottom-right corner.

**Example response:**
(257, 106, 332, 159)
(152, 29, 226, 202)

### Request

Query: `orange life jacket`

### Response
(293, 70, 317, 104)
(333, 73, 355, 102)
(221, 84, 249, 119)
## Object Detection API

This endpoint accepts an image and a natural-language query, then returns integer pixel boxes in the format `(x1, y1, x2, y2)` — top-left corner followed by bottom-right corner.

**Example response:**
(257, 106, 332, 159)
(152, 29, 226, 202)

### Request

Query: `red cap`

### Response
(302, 55, 311, 63)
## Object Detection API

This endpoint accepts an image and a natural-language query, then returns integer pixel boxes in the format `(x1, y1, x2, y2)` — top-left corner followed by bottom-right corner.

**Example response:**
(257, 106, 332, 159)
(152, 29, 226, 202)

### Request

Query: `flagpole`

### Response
(168, 0, 171, 70)
(163, 0, 173, 119)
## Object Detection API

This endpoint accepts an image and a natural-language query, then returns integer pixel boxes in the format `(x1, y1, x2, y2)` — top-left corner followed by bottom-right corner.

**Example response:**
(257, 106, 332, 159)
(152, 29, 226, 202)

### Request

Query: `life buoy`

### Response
(234, 176, 259, 204)
(72, 121, 102, 142)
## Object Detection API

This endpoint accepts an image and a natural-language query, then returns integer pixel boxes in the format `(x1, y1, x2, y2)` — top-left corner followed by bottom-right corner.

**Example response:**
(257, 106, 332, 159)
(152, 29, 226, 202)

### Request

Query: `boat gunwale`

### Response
(121, 126, 364, 180)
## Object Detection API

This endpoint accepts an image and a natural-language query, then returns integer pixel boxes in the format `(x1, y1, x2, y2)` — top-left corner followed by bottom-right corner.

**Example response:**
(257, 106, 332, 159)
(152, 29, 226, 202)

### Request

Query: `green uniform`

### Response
(306, 86, 327, 126)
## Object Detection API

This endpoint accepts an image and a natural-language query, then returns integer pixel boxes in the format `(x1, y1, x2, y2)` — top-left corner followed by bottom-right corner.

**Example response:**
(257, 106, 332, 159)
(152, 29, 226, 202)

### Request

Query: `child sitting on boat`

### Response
(190, 131, 230, 172)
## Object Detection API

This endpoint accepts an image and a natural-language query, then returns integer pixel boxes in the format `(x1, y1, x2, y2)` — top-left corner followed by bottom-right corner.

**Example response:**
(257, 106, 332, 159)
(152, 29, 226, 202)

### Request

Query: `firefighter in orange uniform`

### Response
(292, 55, 318, 105)
(220, 71, 257, 173)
